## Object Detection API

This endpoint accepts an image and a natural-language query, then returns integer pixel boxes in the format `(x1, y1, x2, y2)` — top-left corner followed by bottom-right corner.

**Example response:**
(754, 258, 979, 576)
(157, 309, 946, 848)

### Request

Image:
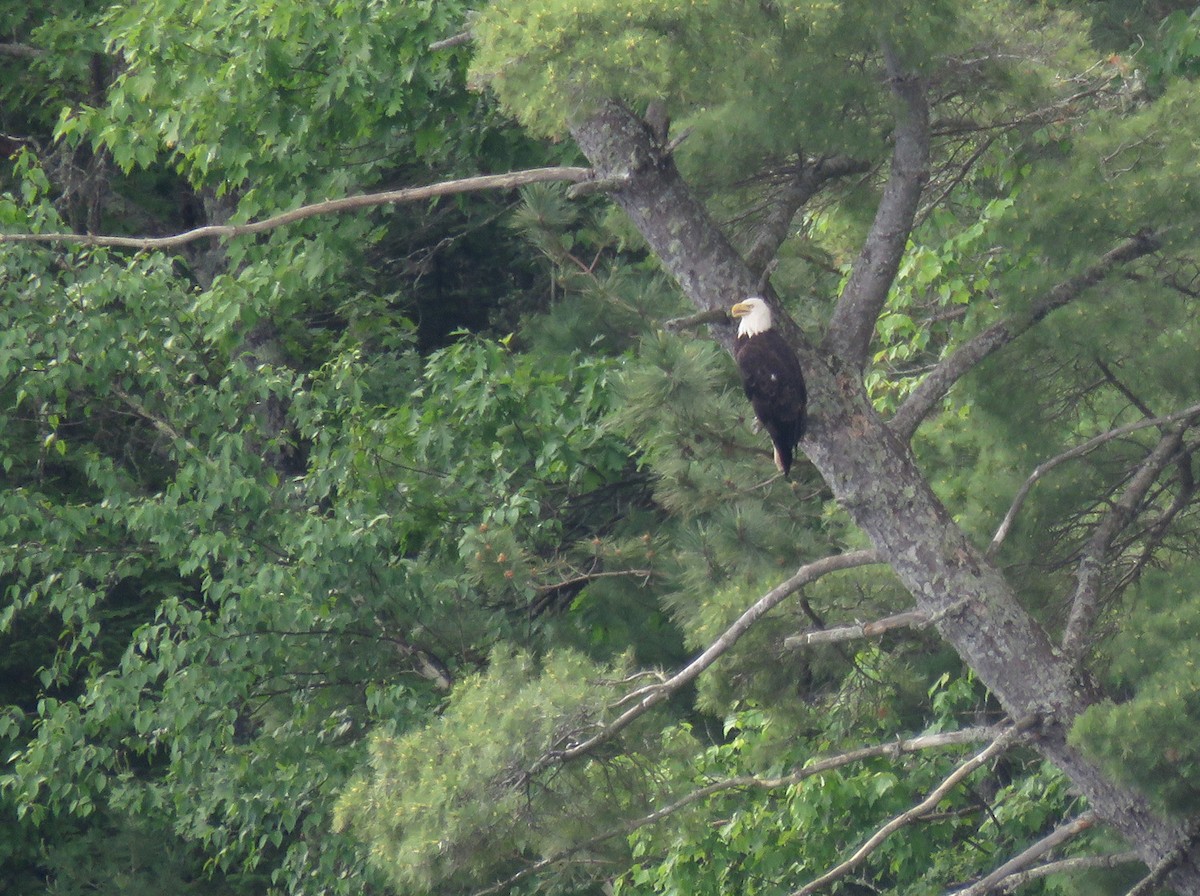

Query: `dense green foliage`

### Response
(4, 1, 1200, 895)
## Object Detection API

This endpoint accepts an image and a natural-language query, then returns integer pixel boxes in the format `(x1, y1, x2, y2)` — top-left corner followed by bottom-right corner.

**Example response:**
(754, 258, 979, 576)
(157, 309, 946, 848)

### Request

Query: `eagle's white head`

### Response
(730, 297, 773, 338)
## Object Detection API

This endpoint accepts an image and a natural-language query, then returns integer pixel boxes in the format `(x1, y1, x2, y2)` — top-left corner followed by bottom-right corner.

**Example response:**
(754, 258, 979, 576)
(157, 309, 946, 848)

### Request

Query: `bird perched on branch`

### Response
(730, 297, 807, 477)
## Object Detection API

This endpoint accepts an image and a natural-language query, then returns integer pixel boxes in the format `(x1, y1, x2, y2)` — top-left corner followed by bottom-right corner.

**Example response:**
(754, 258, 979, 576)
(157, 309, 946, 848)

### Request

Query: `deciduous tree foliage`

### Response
(4, 1, 1200, 895)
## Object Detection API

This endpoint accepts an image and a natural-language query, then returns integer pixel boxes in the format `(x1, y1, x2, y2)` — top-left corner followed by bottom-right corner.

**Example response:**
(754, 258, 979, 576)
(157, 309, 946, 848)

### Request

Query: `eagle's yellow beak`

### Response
(730, 301, 752, 317)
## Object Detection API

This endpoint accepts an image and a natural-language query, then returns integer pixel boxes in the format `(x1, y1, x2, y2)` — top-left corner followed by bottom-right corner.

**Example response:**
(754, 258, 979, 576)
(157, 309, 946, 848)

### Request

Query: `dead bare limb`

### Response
(429, 31, 472, 51)
(951, 812, 1097, 896)
(984, 851, 1141, 893)
(0, 43, 42, 59)
(784, 609, 929, 648)
(784, 595, 977, 649)
(0, 166, 593, 249)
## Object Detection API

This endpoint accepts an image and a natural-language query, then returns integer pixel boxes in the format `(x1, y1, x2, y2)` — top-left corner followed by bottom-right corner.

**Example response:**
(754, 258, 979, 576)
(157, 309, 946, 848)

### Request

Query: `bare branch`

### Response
(951, 812, 1097, 896)
(788, 716, 1037, 896)
(986, 851, 1141, 893)
(566, 173, 630, 197)
(890, 231, 1162, 440)
(471, 724, 999, 896)
(111, 386, 201, 456)
(521, 550, 880, 778)
(784, 610, 929, 647)
(0, 166, 593, 249)
(429, 31, 472, 51)
(915, 132, 998, 226)
(988, 401, 1200, 559)
(534, 568, 653, 593)
(1061, 423, 1189, 659)
(784, 595, 976, 649)
(0, 43, 42, 59)
(822, 48, 930, 368)
(663, 307, 732, 332)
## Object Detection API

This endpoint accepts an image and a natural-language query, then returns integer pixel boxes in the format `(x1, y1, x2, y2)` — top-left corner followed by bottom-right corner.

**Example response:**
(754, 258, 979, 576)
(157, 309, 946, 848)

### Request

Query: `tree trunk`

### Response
(570, 100, 1200, 892)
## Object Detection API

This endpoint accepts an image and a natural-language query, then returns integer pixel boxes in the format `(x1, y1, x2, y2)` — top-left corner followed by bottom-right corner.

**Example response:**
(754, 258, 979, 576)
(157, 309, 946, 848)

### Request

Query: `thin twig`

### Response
(0, 167, 593, 249)
(788, 716, 1037, 896)
(534, 568, 654, 593)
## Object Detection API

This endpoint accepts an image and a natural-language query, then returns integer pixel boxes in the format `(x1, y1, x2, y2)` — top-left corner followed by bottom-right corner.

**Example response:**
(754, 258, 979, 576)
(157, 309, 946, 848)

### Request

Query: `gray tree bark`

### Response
(569, 96, 1200, 893)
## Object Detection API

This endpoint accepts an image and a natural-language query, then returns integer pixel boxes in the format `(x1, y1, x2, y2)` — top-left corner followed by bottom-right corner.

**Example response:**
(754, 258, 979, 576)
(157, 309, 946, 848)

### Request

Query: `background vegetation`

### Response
(3, 1, 1200, 894)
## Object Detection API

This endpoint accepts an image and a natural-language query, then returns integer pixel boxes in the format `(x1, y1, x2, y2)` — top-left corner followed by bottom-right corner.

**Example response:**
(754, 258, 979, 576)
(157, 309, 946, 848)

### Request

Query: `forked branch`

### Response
(987, 400, 1200, 559)
(742, 155, 871, 275)
(788, 716, 1037, 896)
(951, 812, 1098, 896)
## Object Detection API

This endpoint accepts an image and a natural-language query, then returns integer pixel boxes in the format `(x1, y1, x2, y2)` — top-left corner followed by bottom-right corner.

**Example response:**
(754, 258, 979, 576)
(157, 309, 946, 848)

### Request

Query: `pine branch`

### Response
(987, 400, 1200, 559)
(0, 166, 593, 249)
(1062, 424, 1189, 660)
(822, 46, 930, 369)
(788, 716, 1037, 896)
(950, 812, 1097, 896)
(890, 231, 1162, 440)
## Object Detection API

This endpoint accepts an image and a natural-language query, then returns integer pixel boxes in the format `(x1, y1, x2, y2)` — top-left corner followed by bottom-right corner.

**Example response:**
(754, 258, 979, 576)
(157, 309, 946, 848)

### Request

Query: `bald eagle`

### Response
(730, 297, 807, 477)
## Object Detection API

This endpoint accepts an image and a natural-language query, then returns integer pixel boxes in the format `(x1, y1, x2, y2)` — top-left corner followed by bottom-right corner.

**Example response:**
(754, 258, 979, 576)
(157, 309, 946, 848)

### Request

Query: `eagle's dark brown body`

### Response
(731, 299, 807, 477)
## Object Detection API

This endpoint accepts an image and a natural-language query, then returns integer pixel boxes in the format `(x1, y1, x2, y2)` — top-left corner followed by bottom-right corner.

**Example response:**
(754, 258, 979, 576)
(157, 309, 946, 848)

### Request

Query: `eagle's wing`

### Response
(734, 331, 807, 474)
